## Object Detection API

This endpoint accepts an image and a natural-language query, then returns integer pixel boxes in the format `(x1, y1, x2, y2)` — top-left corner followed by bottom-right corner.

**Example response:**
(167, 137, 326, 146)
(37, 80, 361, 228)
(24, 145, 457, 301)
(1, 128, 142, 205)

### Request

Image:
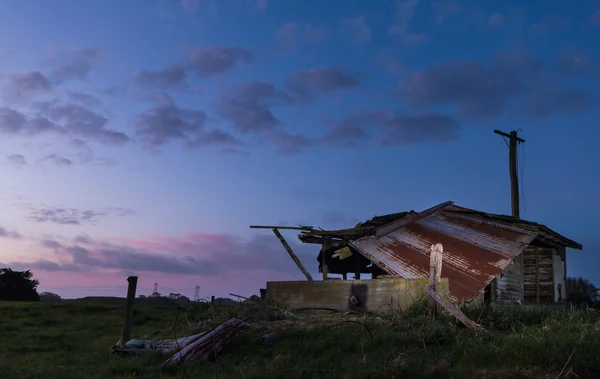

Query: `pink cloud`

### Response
(4, 230, 321, 299)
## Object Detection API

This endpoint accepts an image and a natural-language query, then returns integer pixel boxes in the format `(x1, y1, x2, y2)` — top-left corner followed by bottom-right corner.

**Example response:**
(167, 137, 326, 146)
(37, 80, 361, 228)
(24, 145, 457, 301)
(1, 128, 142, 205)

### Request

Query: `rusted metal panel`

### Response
(349, 207, 540, 304)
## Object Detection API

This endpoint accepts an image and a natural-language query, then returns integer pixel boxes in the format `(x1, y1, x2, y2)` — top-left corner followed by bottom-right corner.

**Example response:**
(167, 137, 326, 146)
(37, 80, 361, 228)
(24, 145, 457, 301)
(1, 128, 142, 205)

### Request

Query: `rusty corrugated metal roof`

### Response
(349, 203, 545, 303)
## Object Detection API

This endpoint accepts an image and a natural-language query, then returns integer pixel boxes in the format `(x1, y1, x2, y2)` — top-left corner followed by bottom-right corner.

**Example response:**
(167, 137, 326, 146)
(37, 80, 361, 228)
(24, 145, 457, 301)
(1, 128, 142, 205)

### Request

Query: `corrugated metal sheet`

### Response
(349, 204, 540, 303)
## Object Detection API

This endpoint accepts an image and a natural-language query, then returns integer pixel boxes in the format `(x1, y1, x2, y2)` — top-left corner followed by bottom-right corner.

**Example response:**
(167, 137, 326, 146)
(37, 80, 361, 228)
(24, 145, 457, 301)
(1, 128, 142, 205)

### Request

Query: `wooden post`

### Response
(272, 228, 313, 281)
(120, 276, 138, 346)
(493, 129, 525, 218)
(322, 237, 331, 281)
(354, 254, 361, 280)
(557, 283, 563, 303)
(428, 244, 443, 316)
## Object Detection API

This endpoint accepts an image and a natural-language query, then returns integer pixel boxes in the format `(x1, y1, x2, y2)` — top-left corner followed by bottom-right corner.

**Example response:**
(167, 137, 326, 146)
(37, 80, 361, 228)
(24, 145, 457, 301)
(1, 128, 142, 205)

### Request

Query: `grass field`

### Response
(1, 299, 599, 378)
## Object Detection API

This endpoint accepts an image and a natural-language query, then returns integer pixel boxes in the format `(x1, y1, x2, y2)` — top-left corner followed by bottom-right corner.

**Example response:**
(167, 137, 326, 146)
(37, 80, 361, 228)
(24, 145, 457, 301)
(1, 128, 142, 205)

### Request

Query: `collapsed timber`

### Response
(110, 253, 484, 367)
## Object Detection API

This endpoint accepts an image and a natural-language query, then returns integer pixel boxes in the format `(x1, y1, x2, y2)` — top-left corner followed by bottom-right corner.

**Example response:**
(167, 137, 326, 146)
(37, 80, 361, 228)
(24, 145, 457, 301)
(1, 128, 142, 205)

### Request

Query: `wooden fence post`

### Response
(120, 276, 138, 346)
(428, 243, 443, 316)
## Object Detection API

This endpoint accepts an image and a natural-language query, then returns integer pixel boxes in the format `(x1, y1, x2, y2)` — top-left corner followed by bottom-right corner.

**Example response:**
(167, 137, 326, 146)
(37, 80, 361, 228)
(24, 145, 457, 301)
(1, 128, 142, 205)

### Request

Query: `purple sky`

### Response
(1, 0, 599, 299)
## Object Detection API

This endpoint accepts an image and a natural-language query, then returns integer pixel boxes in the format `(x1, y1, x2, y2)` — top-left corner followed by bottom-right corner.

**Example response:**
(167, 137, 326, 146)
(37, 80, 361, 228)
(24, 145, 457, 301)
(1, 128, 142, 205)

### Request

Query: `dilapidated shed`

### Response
(258, 201, 582, 307)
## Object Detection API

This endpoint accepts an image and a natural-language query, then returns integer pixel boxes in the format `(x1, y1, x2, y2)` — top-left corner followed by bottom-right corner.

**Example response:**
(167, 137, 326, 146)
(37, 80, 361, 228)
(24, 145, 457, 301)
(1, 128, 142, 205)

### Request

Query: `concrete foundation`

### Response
(266, 277, 449, 314)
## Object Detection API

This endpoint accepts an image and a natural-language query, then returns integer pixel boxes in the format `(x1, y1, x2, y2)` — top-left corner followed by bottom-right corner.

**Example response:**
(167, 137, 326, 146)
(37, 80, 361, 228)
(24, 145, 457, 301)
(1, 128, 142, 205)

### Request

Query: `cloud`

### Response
(40, 239, 63, 249)
(68, 138, 116, 166)
(45, 47, 104, 82)
(218, 81, 290, 133)
(0, 226, 22, 239)
(217, 81, 314, 155)
(266, 130, 314, 156)
(135, 102, 240, 148)
(133, 65, 189, 90)
(24, 205, 135, 225)
(323, 109, 460, 148)
(285, 67, 361, 100)
(525, 89, 595, 118)
(340, 16, 372, 44)
(27, 231, 317, 277)
(66, 91, 103, 107)
(6, 72, 53, 97)
(187, 47, 253, 77)
(33, 102, 129, 145)
(488, 13, 505, 28)
(6, 154, 26, 167)
(39, 153, 73, 167)
(398, 50, 596, 120)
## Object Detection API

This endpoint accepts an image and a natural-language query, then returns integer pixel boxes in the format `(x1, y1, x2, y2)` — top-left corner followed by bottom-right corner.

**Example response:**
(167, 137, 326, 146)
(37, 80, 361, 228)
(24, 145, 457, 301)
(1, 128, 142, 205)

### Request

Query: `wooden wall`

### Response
(523, 246, 556, 304)
(496, 254, 524, 305)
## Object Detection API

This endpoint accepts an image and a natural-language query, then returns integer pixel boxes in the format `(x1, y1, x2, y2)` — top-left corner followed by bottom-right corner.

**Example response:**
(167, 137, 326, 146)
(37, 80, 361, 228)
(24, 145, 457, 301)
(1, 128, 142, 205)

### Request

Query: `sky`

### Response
(0, 0, 599, 300)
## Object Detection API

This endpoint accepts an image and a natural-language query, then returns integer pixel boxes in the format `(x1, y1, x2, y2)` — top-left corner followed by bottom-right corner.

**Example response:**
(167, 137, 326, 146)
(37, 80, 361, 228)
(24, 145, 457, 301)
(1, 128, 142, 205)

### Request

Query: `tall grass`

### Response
(0, 300, 598, 378)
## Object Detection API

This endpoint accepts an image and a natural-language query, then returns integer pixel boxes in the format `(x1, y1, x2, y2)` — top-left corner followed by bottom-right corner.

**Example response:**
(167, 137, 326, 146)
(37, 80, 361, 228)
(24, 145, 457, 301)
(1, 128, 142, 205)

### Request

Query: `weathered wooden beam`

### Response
(424, 285, 483, 332)
(428, 244, 443, 316)
(251, 225, 313, 231)
(120, 276, 138, 346)
(299, 235, 344, 245)
(322, 237, 331, 280)
(376, 201, 454, 238)
(303, 227, 375, 238)
(272, 228, 313, 281)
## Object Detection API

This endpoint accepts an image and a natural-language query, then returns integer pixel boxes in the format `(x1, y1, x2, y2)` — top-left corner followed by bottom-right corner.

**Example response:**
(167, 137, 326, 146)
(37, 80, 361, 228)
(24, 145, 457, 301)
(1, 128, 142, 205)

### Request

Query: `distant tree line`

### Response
(0, 268, 40, 301)
(566, 276, 599, 307)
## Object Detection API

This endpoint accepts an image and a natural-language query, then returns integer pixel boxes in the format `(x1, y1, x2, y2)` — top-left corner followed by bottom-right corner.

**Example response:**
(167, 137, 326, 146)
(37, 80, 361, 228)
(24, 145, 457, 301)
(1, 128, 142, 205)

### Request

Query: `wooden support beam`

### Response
(272, 228, 313, 281)
(424, 285, 483, 332)
(251, 225, 313, 231)
(322, 237, 331, 280)
(120, 276, 138, 346)
(428, 243, 443, 316)
(354, 254, 361, 280)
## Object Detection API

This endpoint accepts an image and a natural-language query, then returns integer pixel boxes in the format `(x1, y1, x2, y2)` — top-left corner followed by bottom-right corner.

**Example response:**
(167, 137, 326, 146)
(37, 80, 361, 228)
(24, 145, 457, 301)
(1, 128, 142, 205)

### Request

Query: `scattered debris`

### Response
(110, 332, 208, 356)
(164, 316, 251, 365)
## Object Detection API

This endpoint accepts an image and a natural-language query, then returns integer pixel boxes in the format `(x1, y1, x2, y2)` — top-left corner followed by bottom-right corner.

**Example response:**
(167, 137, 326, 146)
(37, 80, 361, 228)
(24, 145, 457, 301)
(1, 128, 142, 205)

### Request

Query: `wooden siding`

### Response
(496, 255, 524, 305)
(523, 246, 555, 304)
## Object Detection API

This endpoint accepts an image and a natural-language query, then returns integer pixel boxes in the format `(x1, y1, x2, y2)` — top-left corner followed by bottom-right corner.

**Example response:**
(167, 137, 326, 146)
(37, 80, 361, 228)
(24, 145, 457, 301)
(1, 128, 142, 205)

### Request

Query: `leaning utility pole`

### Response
(493, 129, 525, 218)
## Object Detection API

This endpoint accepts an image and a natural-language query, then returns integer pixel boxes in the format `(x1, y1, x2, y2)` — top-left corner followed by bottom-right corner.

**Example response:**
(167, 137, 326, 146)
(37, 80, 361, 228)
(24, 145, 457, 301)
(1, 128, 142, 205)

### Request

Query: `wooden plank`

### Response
(322, 237, 330, 280)
(120, 276, 138, 346)
(424, 285, 483, 332)
(251, 225, 313, 231)
(272, 228, 313, 281)
(428, 243, 443, 316)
